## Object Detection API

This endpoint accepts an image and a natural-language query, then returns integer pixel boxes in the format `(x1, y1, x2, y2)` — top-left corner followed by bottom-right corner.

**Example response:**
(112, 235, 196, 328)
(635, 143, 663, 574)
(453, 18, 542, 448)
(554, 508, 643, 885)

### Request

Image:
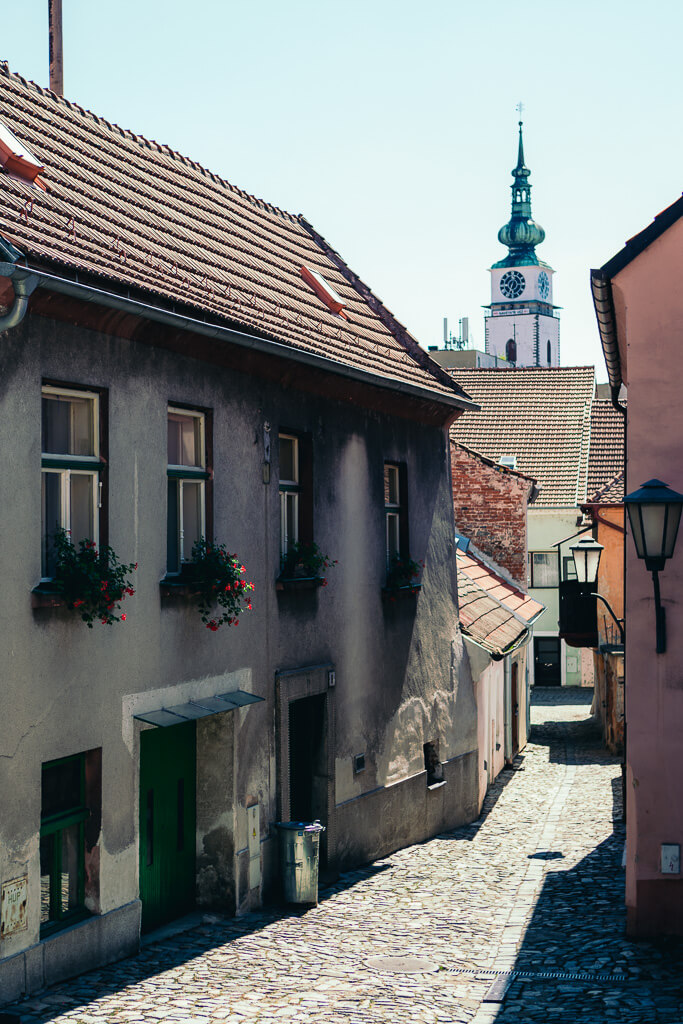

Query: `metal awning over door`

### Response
(134, 689, 263, 728)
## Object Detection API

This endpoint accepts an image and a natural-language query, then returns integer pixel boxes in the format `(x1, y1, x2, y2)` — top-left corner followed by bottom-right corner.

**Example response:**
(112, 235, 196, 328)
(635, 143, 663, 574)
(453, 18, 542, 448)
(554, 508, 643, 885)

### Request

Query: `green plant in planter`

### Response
(52, 528, 137, 628)
(385, 554, 423, 592)
(191, 538, 255, 631)
(279, 540, 337, 584)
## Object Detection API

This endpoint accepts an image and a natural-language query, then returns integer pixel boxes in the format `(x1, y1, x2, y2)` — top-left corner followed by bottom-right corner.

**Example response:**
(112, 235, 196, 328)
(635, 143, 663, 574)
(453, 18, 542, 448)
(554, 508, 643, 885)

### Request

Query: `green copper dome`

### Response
(493, 122, 545, 268)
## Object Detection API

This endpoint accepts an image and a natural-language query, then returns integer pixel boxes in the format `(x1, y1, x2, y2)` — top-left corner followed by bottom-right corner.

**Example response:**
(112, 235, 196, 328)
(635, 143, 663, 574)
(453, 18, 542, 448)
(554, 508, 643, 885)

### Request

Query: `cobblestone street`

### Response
(8, 688, 683, 1023)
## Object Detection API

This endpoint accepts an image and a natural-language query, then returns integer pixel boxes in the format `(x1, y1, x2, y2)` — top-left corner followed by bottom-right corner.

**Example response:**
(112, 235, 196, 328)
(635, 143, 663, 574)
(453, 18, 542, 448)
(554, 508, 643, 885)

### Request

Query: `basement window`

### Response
(0, 119, 46, 189)
(301, 265, 348, 319)
(423, 742, 445, 788)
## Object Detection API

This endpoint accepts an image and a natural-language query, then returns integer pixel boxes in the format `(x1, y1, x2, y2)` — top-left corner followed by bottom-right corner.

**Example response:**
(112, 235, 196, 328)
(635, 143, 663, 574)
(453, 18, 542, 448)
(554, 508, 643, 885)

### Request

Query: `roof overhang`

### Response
(457, 550, 545, 660)
(134, 689, 263, 728)
(590, 269, 623, 400)
(1, 253, 478, 423)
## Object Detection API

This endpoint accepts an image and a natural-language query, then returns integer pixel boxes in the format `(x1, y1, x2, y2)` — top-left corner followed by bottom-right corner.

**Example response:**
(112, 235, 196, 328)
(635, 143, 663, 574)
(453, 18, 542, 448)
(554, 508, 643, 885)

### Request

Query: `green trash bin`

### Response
(275, 820, 325, 905)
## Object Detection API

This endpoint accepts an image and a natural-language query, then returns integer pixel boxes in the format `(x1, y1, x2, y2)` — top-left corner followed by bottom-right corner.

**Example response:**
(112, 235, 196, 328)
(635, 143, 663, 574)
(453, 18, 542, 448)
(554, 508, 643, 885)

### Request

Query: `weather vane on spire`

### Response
(516, 101, 524, 122)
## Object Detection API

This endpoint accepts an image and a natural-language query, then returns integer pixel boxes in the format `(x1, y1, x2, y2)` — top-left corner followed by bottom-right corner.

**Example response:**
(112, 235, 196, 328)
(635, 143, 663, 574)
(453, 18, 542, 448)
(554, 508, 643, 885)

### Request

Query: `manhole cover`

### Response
(365, 955, 439, 974)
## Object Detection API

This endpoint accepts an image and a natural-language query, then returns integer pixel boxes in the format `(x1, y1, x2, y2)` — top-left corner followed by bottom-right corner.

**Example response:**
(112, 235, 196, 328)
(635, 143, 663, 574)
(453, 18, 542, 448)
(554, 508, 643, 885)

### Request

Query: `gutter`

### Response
(0, 261, 478, 415)
(0, 261, 39, 331)
(590, 269, 626, 414)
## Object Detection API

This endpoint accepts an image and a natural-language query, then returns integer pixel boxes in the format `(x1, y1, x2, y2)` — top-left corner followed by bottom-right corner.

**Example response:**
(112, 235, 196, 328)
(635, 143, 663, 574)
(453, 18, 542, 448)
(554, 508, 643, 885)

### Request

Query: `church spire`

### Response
(516, 119, 526, 172)
(496, 121, 545, 265)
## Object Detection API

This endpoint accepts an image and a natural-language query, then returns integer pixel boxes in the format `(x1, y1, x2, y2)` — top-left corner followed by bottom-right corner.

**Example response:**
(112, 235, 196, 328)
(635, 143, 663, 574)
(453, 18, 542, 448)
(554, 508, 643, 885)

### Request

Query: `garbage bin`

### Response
(275, 820, 325, 905)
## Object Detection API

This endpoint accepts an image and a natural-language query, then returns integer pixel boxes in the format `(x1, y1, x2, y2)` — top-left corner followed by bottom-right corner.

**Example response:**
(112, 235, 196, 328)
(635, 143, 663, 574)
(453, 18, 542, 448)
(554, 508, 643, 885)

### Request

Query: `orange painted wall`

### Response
(595, 506, 625, 646)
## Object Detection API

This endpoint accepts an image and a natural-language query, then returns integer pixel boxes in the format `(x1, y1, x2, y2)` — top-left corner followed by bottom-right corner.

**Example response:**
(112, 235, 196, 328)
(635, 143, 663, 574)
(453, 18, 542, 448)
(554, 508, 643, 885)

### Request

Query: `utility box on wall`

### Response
(247, 804, 261, 890)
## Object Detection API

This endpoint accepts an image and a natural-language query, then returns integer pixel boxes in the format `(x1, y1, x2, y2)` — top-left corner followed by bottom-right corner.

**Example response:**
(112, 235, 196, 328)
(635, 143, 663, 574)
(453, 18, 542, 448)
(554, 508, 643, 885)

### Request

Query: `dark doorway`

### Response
(139, 721, 196, 932)
(534, 637, 561, 687)
(511, 662, 520, 754)
(289, 694, 328, 864)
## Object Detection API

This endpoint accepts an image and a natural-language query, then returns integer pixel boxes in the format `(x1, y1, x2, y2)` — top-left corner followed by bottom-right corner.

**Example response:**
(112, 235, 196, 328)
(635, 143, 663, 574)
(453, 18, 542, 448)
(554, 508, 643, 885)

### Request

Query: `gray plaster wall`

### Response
(0, 312, 477, 998)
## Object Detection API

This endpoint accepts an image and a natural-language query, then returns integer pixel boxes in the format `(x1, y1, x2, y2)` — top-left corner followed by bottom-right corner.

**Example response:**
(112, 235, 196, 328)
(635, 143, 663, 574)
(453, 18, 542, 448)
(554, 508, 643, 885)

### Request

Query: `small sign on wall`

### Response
(1, 875, 28, 938)
(661, 844, 681, 874)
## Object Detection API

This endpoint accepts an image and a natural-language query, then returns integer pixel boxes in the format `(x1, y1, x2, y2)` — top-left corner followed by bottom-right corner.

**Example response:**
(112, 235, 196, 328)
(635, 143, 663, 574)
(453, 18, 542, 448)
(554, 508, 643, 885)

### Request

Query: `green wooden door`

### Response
(139, 721, 196, 932)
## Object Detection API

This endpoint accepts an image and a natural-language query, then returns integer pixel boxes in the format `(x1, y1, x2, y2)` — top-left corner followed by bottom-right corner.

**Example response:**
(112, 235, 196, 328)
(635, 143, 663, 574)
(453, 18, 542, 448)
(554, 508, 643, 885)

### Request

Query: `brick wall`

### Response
(451, 444, 531, 588)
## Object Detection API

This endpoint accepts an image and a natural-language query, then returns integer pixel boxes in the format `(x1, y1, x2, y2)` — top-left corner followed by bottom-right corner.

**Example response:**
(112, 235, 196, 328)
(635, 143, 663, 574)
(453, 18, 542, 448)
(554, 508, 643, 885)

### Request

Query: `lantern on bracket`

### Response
(623, 478, 683, 654)
(569, 537, 604, 585)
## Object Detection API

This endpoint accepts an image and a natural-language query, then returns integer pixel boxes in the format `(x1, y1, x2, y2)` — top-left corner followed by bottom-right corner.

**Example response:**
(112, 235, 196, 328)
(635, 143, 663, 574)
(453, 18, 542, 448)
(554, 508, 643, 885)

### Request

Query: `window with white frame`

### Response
(384, 463, 403, 569)
(279, 433, 299, 561)
(167, 408, 207, 574)
(528, 551, 560, 588)
(41, 386, 101, 578)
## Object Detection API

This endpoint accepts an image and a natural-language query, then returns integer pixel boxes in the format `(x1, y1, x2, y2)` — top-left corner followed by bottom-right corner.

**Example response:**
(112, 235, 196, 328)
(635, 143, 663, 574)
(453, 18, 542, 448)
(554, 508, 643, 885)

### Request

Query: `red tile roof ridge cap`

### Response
(451, 364, 597, 373)
(1, 61, 300, 226)
(449, 440, 538, 485)
(584, 468, 625, 505)
(297, 214, 475, 405)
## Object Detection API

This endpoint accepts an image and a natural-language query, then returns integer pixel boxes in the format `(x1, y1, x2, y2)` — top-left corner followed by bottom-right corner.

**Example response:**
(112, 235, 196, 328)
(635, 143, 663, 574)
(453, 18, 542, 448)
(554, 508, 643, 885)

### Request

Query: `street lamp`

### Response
(570, 536, 624, 645)
(569, 537, 604, 584)
(623, 478, 683, 654)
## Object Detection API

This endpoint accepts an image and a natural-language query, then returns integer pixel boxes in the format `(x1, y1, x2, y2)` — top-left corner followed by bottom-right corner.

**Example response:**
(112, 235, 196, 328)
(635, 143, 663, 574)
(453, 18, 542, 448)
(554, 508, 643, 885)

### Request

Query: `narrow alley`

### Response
(7, 689, 683, 1024)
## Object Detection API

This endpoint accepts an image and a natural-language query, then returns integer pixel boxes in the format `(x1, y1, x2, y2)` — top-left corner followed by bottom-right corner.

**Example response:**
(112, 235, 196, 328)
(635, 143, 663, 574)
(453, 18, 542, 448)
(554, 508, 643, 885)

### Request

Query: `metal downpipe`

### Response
(0, 262, 39, 331)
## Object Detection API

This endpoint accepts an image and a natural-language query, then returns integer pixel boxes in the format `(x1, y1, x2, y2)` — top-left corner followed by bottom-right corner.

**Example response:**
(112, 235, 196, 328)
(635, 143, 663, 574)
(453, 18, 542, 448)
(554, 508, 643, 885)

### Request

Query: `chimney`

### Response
(48, 0, 64, 95)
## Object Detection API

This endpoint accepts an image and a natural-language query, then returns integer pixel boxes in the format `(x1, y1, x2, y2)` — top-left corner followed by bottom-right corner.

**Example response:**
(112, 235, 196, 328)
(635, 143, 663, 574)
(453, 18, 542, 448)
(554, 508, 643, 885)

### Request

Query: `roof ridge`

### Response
(587, 468, 624, 504)
(0, 59, 298, 225)
(452, 365, 596, 373)
(575, 399, 592, 505)
(450, 439, 538, 484)
(297, 215, 473, 403)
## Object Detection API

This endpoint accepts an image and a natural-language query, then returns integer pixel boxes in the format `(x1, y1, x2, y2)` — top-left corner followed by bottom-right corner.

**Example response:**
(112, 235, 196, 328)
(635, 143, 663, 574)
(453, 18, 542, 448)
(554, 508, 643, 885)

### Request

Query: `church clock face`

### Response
(538, 271, 550, 299)
(500, 270, 525, 299)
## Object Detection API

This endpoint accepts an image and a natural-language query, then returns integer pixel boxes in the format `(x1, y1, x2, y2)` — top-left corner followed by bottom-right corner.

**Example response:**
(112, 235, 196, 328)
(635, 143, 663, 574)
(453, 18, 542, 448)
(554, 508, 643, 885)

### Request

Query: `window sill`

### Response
(31, 584, 66, 609)
(382, 583, 422, 600)
(159, 576, 201, 599)
(276, 576, 325, 592)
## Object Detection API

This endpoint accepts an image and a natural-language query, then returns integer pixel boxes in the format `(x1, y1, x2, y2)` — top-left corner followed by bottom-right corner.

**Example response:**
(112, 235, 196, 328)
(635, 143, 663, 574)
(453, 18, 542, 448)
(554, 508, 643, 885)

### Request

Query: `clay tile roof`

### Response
(0, 63, 469, 406)
(457, 549, 544, 659)
(588, 469, 624, 505)
(587, 400, 624, 503)
(448, 366, 596, 507)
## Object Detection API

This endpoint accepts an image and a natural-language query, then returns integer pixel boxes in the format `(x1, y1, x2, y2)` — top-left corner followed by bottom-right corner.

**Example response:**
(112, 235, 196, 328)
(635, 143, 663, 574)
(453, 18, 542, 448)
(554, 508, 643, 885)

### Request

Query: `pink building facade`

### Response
(592, 196, 683, 936)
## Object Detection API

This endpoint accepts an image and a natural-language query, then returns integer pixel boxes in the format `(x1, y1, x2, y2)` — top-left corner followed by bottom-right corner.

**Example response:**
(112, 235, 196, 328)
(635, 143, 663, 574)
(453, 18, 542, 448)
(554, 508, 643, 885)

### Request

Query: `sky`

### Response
(3, 1, 683, 381)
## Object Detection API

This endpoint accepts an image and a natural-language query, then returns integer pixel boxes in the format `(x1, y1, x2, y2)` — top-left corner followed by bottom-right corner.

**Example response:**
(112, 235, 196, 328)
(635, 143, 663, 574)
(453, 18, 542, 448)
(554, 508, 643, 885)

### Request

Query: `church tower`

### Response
(485, 122, 560, 367)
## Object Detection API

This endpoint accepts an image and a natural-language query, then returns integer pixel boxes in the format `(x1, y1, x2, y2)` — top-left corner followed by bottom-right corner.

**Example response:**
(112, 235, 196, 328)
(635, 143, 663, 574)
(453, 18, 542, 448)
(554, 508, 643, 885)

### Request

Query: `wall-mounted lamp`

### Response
(570, 537, 604, 584)
(623, 478, 683, 654)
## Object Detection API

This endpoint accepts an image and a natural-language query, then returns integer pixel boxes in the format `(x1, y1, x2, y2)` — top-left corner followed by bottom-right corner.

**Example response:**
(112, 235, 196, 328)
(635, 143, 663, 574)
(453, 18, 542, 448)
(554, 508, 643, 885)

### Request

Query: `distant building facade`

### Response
(449, 366, 598, 689)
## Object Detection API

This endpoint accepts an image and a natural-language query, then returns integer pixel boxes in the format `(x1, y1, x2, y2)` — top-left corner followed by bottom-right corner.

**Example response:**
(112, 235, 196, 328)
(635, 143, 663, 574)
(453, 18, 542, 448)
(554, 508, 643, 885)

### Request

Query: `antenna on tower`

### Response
(440, 317, 470, 351)
(516, 100, 524, 119)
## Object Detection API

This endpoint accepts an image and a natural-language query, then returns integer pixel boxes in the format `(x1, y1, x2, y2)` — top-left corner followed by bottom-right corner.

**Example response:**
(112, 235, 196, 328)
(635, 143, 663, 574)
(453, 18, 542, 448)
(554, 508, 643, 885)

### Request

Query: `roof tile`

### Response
(587, 401, 625, 502)
(449, 367, 596, 507)
(457, 549, 544, 658)
(0, 63, 466, 405)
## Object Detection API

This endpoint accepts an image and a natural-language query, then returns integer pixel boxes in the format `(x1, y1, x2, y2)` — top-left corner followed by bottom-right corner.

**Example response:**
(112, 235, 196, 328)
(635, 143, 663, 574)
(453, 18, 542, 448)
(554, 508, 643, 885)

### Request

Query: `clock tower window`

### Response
(506, 338, 517, 364)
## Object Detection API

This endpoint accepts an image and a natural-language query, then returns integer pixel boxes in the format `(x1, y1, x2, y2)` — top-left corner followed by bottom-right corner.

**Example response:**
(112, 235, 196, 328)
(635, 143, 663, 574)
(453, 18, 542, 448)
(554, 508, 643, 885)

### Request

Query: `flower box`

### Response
(31, 584, 66, 609)
(275, 575, 325, 592)
(381, 583, 422, 601)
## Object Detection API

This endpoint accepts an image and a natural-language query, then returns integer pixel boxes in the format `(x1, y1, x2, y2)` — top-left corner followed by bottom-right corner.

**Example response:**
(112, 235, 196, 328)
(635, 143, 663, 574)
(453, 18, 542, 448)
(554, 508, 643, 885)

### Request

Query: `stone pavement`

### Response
(7, 687, 683, 1023)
